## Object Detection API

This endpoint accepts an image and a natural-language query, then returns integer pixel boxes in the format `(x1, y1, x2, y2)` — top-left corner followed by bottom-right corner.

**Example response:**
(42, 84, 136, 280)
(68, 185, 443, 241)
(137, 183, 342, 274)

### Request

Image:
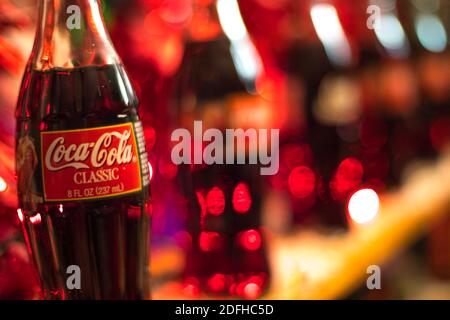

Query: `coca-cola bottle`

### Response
(15, 0, 151, 299)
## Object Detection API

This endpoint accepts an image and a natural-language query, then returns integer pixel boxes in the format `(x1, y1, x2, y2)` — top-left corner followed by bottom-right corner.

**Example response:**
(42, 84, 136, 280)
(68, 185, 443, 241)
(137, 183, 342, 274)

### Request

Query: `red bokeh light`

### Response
(243, 281, 262, 299)
(158, 0, 193, 26)
(232, 274, 266, 299)
(196, 191, 207, 219)
(207, 273, 227, 293)
(199, 231, 224, 252)
(330, 157, 363, 201)
(206, 187, 226, 216)
(183, 277, 200, 297)
(288, 166, 316, 199)
(144, 126, 157, 150)
(232, 182, 252, 214)
(238, 229, 262, 251)
(271, 144, 314, 191)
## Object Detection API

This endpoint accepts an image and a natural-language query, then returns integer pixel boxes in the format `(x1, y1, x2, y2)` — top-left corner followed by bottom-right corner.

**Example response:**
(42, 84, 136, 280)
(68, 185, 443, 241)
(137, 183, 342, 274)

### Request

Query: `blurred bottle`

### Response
(173, 0, 270, 298)
(282, 0, 364, 229)
(341, 0, 426, 189)
(339, 0, 403, 191)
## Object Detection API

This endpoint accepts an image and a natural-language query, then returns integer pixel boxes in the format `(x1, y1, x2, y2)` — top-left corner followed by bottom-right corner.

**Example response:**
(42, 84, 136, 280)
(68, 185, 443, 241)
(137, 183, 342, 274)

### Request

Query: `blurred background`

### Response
(1, 0, 450, 299)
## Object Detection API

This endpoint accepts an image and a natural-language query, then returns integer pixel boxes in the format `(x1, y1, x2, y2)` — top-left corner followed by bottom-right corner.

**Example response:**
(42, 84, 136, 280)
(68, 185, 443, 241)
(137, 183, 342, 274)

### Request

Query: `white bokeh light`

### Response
(348, 188, 380, 224)
(0, 177, 7, 192)
(310, 4, 352, 67)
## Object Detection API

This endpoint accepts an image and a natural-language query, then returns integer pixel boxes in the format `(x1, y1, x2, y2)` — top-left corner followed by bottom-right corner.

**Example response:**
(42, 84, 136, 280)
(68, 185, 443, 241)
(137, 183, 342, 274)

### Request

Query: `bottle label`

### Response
(40, 122, 144, 202)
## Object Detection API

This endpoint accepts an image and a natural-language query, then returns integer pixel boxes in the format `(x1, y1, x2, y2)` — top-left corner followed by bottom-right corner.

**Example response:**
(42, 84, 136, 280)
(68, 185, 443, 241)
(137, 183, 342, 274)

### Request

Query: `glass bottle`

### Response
(15, 0, 151, 300)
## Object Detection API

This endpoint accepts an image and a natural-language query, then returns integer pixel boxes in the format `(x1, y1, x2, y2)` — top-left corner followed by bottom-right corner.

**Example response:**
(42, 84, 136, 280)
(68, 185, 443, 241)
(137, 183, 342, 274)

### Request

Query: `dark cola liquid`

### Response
(16, 65, 151, 300)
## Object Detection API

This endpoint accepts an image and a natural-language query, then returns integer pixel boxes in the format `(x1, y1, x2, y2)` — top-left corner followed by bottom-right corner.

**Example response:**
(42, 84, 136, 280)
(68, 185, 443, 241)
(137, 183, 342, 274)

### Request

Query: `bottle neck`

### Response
(187, 0, 223, 42)
(32, 0, 118, 70)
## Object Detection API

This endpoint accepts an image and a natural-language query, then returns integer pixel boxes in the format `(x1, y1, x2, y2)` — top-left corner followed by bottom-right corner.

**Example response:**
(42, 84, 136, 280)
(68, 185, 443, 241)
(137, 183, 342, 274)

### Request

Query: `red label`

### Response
(41, 123, 142, 202)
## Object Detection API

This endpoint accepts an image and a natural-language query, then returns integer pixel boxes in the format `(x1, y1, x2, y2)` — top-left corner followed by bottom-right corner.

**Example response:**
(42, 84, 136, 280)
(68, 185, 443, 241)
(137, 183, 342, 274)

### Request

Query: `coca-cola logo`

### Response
(40, 123, 143, 202)
(45, 130, 135, 172)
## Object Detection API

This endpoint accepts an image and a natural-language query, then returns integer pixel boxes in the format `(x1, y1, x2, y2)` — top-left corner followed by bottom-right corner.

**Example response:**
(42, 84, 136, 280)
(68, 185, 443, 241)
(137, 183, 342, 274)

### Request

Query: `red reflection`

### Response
(127, 205, 141, 219)
(239, 229, 262, 251)
(144, 127, 157, 150)
(288, 166, 316, 199)
(330, 157, 363, 201)
(196, 191, 207, 220)
(199, 231, 224, 252)
(146, 202, 153, 217)
(206, 187, 225, 216)
(232, 182, 252, 214)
